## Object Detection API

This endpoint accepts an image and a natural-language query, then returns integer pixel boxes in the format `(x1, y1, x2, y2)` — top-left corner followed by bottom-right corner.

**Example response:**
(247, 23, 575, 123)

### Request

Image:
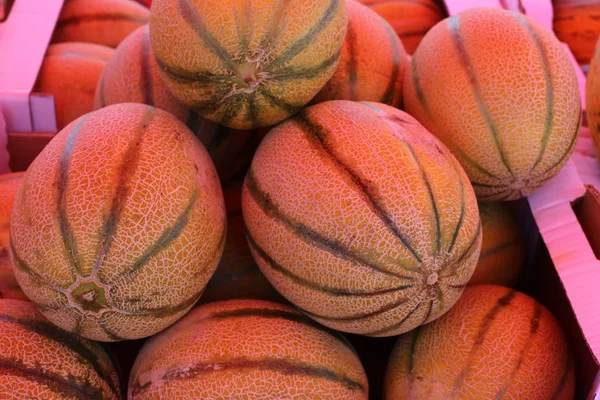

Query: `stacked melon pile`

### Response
(0, 0, 586, 398)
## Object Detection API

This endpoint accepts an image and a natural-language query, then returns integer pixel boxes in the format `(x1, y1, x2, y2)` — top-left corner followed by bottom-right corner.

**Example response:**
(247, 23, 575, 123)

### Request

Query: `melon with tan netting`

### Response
(404, 7, 581, 201)
(384, 285, 575, 399)
(9, 103, 226, 341)
(149, 0, 348, 129)
(242, 100, 481, 337)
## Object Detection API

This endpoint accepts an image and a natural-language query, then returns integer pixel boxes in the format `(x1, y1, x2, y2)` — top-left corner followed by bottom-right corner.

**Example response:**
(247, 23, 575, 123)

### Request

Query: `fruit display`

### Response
(405, 7, 581, 201)
(0, 299, 121, 399)
(359, 0, 447, 54)
(1, 0, 591, 398)
(384, 285, 574, 399)
(467, 201, 526, 287)
(553, 0, 600, 65)
(129, 299, 369, 399)
(34, 42, 115, 130)
(242, 100, 481, 337)
(9, 103, 226, 341)
(51, 0, 150, 48)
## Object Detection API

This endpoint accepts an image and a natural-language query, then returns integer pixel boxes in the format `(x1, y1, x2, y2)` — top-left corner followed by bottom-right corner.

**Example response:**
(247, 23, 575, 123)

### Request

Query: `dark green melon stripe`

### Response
(363, 299, 422, 336)
(0, 357, 107, 399)
(245, 170, 412, 279)
(245, 92, 260, 127)
(140, 33, 155, 106)
(539, 118, 580, 177)
(176, 0, 237, 71)
(380, 21, 402, 105)
(9, 238, 53, 286)
(406, 325, 423, 391)
(479, 240, 520, 261)
(411, 53, 503, 182)
(120, 287, 204, 318)
(57, 115, 91, 277)
(154, 55, 223, 86)
(138, 357, 366, 394)
(246, 230, 414, 296)
(233, 0, 253, 55)
(259, 0, 290, 51)
(207, 307, 357, 355)
(273, 49, 341, 81)
(269, 0, 341, 69)
(447, 158, 466, 254)
(294, 111, 423, 264)
(447, 16, 514, 177)
(260, 89, 303, 114)
(346, 15, 359, 100)
(99, 320, 127, 341)
(452, 290, 517, 392)
(56, 13, 148, 28)
(0, 313, 120, 396)
(494, 303, 542, 399)
(513, 14, 555, 173)
(94, 107, 156, 282)
(470, 181, 509, 189)
(440, 223, 482, 279)
(403, 141, 441, 256)
(551, 353, 573, 400)
(218, 95, 246, 127)
(108, 189, 200, 284)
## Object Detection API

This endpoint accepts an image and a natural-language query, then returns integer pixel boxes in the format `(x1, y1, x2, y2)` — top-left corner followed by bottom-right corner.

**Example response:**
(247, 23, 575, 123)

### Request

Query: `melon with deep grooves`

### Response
(198, 184, 283, 305)
(404, 7, 581, 201)
(0, 172, 27, 301)
(149, 0, 348, 129)
(9, 103, 226, 342)
(358, 0, 446, 54)
(553, 0, 600, 65)
(51, 0, 150, 48)
(242, 100, 481, 337)
(128, 299, 368, 399)
(384, 285, 575, 399)
(468, 201, 525, 287)
(35, 42, 115, 130)
(312, 0, 407, 108)
(0, 299, 121, 399)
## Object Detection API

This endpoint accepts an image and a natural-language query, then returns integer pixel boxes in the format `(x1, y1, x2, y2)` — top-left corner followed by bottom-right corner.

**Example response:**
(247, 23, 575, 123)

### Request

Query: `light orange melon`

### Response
(9, 103, 226, 341)
(149, 0, 348, 129)
(404, 7, 581, 201)
(384, 285, 575, 399)
(553, 0, 600, 65)
(242, 100, 481, 337)
(128, 299, 368, 399)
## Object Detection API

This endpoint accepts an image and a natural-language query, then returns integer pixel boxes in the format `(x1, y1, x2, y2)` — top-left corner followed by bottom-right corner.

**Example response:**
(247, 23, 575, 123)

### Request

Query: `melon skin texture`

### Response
(0, 172, 28, 301)
(149, 0, 348, 129)
(0, 299, 121, 399)
(384, 285, 575, 400)
(128, 299, 368, 399)
(242, 100, 481, 337)
(9, 103, 226, 342)
(404, 7, 581, 201)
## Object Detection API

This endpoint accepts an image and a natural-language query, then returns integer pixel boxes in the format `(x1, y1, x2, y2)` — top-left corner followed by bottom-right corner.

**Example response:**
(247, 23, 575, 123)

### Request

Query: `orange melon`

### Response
(128, 299, 368, 399)
(358, 0, 446, 54)
(34, 42, 115, 130)
(149, 0, 348, 129)
(384, 284, 575, 399)
(198, 184, 283, 305)
(404, 7, 581, 201)
(587, 38, 600, 159)
(0, 299, 121, 399)
(468, 201, 526, 287)
(553, 0, 600, 65)
(52, 0, 150, 48)
(9, 103, 226, 341)
(0, 172, 27, 301)
(242, 100, 481, 337)
(312, 0, 407, 108)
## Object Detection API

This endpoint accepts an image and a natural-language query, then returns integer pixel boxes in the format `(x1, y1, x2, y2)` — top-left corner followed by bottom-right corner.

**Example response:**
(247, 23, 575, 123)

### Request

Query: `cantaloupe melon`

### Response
(129, 299, 368, 399)
(404, 7, 581, 201)
(553, 0, 600, 65)
(9, 103, 226, 341)
(384, 285, 575, 399)
(149, 0, 348, 129)
(242, 100, 481, 337)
